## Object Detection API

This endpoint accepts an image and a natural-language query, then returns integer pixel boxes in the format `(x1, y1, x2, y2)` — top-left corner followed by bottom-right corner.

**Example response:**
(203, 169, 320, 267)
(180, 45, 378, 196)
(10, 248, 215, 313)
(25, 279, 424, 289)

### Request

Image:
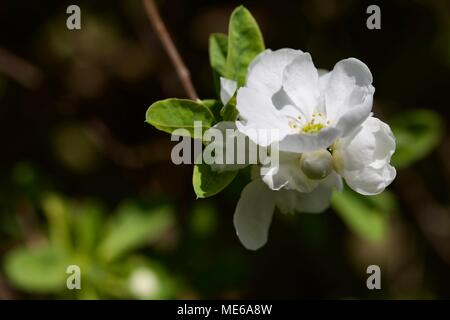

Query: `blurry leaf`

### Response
(146, 99, 216, 138)
(225, 6, 265, 86)
(390, 109, 444, 168)
(72, 201, 104, 254)
(12, 162, 38, 189)
(189, 202, 217, 237)
(4, 246, 71, 293)
(52, 123, 100, 174)
(201, 99, 222, 120)
(193, 163, 238, 198)
(332, 188, 396, 243)
(41, 193, 71, 251)
(220, 94, 238, 121)
(97, 202, 174, 262)
(209, 33, 228, 76)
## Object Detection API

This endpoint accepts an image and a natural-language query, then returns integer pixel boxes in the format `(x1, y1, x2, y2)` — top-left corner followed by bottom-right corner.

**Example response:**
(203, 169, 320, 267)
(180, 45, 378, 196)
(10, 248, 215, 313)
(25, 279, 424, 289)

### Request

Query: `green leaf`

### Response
(209, 33, 228, 76)
(97, 202, 174, 262)
(332, 188, 396, 243)
(193, 163, 238, 198)
(72, 201, 104, 254)
(225, 6, 265, 86)
(209, 33, 229, 96)
(390, 109, 444, 168)
(220, 94, 238, 121)
(146, 98, 216, 138)
(4, 246, 71, 293)
(201, 99, 222, 121)
(189, 202, 218, 238)
(41, 193, 71, 251)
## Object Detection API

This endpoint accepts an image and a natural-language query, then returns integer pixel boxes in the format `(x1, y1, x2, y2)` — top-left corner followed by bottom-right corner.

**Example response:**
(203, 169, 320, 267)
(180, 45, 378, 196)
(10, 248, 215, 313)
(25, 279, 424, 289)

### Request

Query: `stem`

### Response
(0, 48, 43, 89)
(143, 0, 199, 101)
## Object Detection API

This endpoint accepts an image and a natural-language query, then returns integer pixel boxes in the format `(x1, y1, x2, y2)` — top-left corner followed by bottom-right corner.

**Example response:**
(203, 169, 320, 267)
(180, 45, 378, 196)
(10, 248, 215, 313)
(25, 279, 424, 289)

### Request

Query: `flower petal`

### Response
(334, 117, 396, 195)
(246, 48, 303, 95)
(233, 179, 275, 250)
(220, 77, 237, 106)
(278, 127, 341, 153)
(236, 87, 288, 146)
(261, 151, 318, 192)
(282, 53, 321, 119)
(325, 58, 375, 137)
(343, 165, 396, 196)
(275, 181, 334, 214)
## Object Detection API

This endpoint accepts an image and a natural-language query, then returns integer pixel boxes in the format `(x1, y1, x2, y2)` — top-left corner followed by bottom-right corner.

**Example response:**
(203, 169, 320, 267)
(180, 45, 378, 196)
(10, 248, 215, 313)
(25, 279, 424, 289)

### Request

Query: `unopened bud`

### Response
(300, 149, 333, 180)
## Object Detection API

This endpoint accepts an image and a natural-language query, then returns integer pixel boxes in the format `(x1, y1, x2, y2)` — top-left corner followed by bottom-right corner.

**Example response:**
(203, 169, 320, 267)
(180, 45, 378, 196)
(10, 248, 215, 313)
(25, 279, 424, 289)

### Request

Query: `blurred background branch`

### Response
(0, 48, 43, 90)
(142, 0, 198, 100)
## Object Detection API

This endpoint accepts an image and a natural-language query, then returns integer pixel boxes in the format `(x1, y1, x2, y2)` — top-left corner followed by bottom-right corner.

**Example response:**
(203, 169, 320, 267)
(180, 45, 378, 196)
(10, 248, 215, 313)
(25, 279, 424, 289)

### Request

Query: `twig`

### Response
(0, 47, 43, 89)
(142, 0, 199, 100)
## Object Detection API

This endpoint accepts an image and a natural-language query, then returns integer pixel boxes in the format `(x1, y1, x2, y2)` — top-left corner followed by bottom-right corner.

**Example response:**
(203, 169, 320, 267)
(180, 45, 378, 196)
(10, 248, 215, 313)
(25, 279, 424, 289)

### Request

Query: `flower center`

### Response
(302, 122, 325, 133)
(288, 112, 330, 134)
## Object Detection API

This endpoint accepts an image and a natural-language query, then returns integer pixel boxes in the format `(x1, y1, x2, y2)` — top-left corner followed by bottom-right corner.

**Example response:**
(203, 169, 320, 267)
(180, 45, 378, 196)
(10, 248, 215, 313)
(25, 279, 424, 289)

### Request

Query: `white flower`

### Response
(232, 48, 396, 250)
(233, 172, 342, 250)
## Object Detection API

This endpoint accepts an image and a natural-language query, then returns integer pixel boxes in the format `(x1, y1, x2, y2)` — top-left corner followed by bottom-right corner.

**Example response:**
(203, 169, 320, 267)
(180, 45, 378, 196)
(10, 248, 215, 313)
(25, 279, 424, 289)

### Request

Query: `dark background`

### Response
(0, 0, 449, 299)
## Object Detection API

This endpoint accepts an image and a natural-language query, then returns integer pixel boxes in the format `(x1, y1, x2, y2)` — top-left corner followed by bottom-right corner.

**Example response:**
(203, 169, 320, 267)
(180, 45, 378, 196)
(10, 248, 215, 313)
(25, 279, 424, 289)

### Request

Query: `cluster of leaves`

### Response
(146, 6, 264, 199)
(145, 6, 446, 244)
(3, 182, 177, 299)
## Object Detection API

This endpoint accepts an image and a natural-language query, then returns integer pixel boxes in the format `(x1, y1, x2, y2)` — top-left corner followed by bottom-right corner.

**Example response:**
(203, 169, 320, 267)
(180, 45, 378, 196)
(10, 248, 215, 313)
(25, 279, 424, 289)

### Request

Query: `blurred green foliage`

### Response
(4, 191, 177, 299)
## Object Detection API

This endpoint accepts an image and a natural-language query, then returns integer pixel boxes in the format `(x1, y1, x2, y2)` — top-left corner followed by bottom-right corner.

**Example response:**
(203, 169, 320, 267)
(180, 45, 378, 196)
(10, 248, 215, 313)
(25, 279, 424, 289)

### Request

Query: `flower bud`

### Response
(300, 150, 333, 180)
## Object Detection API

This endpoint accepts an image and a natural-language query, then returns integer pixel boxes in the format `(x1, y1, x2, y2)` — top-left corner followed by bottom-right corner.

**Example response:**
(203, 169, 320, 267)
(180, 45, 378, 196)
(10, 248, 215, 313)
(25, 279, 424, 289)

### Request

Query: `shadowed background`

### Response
(0, 0, 449, 299)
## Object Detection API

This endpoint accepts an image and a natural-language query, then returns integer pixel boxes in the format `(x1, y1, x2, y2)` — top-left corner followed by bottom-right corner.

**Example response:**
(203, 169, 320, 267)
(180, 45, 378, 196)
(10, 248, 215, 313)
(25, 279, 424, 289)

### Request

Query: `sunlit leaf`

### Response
(225, 6, 265, 86)
(146, 98, 216, 138)
(332, 188, 396, 243)
(193, 163, 238, 198)
(209, 33, 228, 76)
(201, 99, 222, 121)
(390, 109, 444, 168)
(220, 94, 238, 121)
(4, 246, 71, 293)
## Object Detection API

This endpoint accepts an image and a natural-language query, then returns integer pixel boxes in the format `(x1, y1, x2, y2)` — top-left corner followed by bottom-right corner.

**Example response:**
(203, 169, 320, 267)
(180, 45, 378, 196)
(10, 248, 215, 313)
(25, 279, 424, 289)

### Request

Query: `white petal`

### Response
(236, 87, 288, 146)
(246, 48, 303, 95)
(270, 88, 303, 118)
(278, 126, 341, 153)
(233, 179, 275, 250)
(261, 151, 318, 193)
(219, 77, 237, 105)
(325, 58, 375, 137)
(322, 170, 344, 192)
(334, 117, 396, 195)
(282, 53, 321, 119)
(318, 70, 331, 96)
(275, 181, 334, 214)
(344, 165, 396, 196)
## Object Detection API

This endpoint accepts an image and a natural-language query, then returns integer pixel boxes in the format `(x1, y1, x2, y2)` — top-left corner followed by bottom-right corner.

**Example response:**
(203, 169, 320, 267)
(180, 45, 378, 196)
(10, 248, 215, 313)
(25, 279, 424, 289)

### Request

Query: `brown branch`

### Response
(0, 47, 43, 89)
(142, 0, 198, 100)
